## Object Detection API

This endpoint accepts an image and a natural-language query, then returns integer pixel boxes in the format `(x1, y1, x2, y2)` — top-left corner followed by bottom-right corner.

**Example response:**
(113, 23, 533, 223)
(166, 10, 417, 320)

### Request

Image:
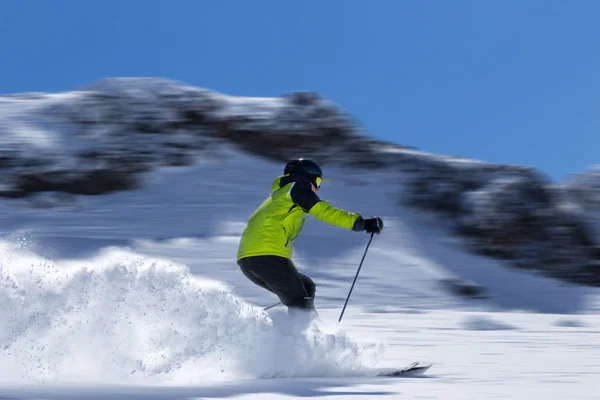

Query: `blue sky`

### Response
(1, 1, 598, 181)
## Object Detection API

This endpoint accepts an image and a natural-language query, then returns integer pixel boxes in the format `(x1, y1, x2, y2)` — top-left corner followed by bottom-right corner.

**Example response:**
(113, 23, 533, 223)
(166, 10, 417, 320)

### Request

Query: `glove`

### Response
(364, 216, 384, 234)
(353, 216, 384, 234)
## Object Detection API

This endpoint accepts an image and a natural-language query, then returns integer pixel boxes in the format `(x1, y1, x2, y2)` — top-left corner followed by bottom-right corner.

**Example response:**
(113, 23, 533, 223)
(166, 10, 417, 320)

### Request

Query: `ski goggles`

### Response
(314, 176, 322, 188)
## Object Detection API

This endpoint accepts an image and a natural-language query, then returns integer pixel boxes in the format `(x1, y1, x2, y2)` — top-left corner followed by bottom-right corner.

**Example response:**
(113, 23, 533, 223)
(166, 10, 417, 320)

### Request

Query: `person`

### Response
(236, 158, 384, 313)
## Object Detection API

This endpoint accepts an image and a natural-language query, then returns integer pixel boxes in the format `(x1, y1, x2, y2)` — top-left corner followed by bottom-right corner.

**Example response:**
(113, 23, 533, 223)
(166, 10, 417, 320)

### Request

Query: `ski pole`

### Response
(263, 301, 281, 311)
(338, 232, 375, 324)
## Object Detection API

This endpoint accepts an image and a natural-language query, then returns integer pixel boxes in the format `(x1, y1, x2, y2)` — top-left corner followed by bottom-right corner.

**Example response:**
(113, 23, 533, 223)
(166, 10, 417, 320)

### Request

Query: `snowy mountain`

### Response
(565, 165, 600, 241)
(0, 78, 599, 399)
(1, 78, 598, 286)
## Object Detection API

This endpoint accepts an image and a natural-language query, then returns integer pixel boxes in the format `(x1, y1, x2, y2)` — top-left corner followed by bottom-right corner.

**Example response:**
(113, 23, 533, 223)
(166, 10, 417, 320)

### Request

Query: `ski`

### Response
(376, 362, 432, 377)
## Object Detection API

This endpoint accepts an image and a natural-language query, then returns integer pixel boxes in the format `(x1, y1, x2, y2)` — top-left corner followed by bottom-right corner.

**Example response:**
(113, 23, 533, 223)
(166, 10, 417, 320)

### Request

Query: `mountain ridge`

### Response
(0, 77, 598, 286)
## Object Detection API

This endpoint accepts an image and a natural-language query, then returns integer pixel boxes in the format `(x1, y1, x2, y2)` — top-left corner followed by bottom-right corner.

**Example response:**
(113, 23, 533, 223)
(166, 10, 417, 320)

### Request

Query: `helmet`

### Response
(284, 159, 323, 188)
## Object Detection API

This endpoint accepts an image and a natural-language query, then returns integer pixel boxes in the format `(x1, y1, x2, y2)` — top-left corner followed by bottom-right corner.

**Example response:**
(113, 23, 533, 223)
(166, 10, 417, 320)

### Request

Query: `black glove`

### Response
(364, 216, 384, 234)
(353, 216, 384, 234)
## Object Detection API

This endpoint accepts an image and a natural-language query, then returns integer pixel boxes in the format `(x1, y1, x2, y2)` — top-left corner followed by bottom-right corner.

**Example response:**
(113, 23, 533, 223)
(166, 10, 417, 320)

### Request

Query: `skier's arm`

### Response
(309, 201, 361, 229)
(290, 183, 361, 230)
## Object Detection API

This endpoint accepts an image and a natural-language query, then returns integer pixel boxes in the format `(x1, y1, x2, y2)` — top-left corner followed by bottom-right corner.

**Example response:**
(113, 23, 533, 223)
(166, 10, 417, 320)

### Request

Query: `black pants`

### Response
(238, 255, 316, 310)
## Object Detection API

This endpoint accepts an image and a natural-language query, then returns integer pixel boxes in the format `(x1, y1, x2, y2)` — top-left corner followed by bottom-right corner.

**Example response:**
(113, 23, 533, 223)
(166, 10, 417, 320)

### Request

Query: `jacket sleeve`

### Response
(290, 182, 363, 230)
(308, 201, 362, 229)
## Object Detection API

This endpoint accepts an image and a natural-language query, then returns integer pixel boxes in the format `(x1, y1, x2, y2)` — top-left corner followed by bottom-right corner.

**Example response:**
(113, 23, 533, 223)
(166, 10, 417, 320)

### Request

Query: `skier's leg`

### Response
(296, 272, 316, 310)
(272, 260, 316, 312)
(298, 272, 315, 298)
(238, 257, 276, 294)
(238, 256, 314, 311)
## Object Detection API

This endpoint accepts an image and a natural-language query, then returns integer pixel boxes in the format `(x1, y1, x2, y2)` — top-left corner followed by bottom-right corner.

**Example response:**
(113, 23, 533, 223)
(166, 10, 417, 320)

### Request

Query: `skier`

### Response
(236, 159, 384, 313)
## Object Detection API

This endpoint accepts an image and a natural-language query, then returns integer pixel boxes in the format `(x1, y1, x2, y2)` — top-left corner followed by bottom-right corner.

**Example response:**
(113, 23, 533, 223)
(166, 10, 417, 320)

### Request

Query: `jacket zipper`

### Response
(283, 227, 289, 247)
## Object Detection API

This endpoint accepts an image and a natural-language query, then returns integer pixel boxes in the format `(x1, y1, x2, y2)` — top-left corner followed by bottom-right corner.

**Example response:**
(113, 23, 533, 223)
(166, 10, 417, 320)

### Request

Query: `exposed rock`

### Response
(439, 278, 488, 299)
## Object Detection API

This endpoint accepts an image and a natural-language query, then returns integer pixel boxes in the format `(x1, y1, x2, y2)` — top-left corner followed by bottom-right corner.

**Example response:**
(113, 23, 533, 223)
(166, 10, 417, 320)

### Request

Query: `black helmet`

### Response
(284, 159, 323, 188)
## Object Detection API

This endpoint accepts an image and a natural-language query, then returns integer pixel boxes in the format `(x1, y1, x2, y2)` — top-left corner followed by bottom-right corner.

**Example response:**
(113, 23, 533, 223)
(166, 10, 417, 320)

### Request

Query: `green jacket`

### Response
(236, 175, 363, 262)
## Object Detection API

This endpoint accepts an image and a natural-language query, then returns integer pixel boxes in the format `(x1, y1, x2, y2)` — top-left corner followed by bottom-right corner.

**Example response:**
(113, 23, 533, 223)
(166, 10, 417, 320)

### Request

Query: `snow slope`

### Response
(1, 148, 600, 399)
(1, 79, 599, 398)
